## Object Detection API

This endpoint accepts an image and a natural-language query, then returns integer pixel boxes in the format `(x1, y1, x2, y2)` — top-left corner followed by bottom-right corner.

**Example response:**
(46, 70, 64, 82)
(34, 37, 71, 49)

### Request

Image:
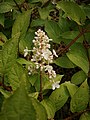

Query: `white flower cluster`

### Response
(24, 29, 60, 90)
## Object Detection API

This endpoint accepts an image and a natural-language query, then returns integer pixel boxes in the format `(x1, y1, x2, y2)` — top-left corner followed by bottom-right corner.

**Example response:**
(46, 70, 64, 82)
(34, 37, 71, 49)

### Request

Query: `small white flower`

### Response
(53, 49, 58, 57)
(46, 44, 50, 48)
(28, 66, 31, 71)
(51, 0, 56, 5)
(52, 81, 60, 90)
(11, 9, 13, 12)
(45, 65, 53, 74)
(52, 70, 56, 78)
(35, 62, 40, 69)
(42, 49, 53, 61)
(24, 47, 29, 57)
(28, 72, 31, 75)
(28, 65, 33, 75)
(24, 47, 31, 57)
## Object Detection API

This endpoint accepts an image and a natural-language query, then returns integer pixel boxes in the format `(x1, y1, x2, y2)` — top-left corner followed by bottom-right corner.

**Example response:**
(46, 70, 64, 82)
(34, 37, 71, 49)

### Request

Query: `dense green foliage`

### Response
(0, 0, 90, 119)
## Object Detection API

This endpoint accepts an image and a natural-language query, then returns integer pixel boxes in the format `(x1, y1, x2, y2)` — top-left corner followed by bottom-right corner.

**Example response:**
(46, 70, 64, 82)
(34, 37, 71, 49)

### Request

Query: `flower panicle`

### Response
(24, 29, 60, 90)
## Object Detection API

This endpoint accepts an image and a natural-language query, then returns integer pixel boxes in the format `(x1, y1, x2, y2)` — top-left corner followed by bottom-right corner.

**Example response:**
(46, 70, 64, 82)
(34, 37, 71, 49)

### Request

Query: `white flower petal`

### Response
(24, 51, 28, 57)
(52, 81, 60, 90)
(53, 49, 58, 57)
(56, 84, 60, 89)
(52, 84, 56, 90)
(28, 72, 31, 75)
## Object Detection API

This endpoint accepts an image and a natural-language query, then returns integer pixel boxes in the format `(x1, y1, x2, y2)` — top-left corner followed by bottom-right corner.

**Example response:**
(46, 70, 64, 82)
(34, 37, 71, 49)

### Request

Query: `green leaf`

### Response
(67, 43, 89, 74)
(59, 31, 83, 42)
(12, 10, 31, 37)
(45, 20, 62, 43)
(0, 75, 36, 120)
(7, 63, 24, 90)
(83, 5, 90, 19)
(39, 8, 49, 20)
(39, 4, 53, 20)
(65, 81, 78, 98)
(0, 2, 13, 13)
(28, 74, 38, 86)
(31, 19, 45, 27)
(58, 17, 70, 32)
(19, 31, 34, 54)
(70, 80, 89, 113)
(57, 1, 86, 25)
(31, 98, 47, 120)
(2, 33, 20, 74)
(80, 112, 90, 120)
(49, 84, 69, 111)
(0, 14, 4, 27)
(54, 55, 76, 68)
(17, 58, 34, 66)
(41, 98, 56, 119)
(71, 70, 87, 85)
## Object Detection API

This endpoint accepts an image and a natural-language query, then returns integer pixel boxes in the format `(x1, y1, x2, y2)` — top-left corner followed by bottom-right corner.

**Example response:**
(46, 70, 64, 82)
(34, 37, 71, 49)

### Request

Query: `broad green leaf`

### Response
(31, 19, 45, 27)
(0, 76, 36, 120)
(0, 14, 4, 27)
(83, 5, 90, 19)
(19, 31, 34, 53)
(2, 33, 20, 74)
(71, 70, 87, 85)
(41, 98, 56, 119)
(58, 17, 70, 32)
(45, 20, 62, 43)
(70, 80, 89, 113)
(54, 55, 76, 68)
(0, 2, 13, 13)
(39, 4, 53, 20)
(80, 112, 90, 120)
(39, 8, 49, 20)
(31, 98, 47, 120)
(7, 63, 24, 90)
(59, 31, 83, 42)
(28, 74, 38, 86)
(65, 81, 78, 97)
(67, 43, 89, 74)
(57, 1, 86, 25)
(49, 84, 69, 111)
(17, 58, 34, 66)
(12, 10, 31, 37)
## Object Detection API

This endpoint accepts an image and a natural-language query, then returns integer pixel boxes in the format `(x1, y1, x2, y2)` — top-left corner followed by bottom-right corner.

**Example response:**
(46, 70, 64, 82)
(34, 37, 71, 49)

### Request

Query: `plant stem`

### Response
(39, 67, 43, 101)
(64, 107, 90, 120)
(13, 0, 22, 13)
(58, 28, 89, 56)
